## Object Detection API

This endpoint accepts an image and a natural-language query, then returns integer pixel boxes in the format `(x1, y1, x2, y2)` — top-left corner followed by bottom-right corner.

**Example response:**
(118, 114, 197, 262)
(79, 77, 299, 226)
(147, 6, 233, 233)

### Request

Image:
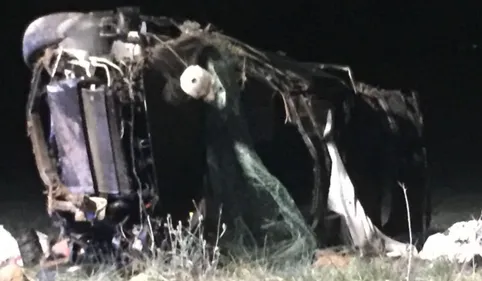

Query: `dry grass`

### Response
(16, 212, 482, 281)
(30, 250, 482, 281)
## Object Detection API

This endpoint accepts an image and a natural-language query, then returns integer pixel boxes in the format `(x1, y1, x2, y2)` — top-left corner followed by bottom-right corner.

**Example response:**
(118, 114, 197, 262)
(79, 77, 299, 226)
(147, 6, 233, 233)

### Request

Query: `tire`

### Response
(15, 229, 44, 267)
(22, 12, 112, 68)
(22, 12, 85, 67)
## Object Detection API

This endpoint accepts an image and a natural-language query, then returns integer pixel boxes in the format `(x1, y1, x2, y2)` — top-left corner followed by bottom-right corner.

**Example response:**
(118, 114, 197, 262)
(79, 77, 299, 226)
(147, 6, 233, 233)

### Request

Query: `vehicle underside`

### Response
(20, 6, 430, 268)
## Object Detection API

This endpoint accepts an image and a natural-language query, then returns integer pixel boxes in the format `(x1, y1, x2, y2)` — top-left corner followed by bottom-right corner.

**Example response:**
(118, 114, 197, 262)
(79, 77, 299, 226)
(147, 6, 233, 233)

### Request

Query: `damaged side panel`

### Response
(46, 79, 95, 195)
(79, 85, 130, 195)
(26, 64, 89, 216)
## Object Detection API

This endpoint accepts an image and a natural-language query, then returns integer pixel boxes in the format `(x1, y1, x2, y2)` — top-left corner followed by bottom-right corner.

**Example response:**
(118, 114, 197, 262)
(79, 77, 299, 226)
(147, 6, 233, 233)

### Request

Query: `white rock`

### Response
(419, 219, 482, 263)
(0, 226, 51, 268)
(129, 273, 149, 281)
(0, 226, 22, 267)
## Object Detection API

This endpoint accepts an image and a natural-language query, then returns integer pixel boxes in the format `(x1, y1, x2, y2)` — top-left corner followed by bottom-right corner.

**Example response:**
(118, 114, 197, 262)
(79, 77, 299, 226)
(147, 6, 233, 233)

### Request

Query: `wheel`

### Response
(22, 12, 85, 67)
(22, 12, 111, 68)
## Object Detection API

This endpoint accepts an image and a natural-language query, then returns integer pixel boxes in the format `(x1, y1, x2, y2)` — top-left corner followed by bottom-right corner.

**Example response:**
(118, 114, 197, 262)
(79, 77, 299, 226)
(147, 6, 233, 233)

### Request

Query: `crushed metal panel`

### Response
(80, 85, 126, 195)
(104, 89, 131, 196)
(46, 79, 95, 195)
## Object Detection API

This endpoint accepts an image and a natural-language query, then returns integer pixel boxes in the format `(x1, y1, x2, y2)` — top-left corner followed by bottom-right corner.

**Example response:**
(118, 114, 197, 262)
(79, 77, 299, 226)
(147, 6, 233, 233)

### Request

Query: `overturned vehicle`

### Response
(20, 6, 430, 266)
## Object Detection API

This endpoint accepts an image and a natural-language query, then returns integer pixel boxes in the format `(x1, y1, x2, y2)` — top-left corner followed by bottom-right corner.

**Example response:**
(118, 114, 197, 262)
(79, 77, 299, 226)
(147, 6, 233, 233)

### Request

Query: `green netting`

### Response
(201, 59, 316, 261)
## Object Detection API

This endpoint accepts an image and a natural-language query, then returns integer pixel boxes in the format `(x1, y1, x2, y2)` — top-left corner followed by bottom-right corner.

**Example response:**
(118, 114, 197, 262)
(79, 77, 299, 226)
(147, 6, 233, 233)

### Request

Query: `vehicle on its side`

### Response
(19, 6, 430, 267)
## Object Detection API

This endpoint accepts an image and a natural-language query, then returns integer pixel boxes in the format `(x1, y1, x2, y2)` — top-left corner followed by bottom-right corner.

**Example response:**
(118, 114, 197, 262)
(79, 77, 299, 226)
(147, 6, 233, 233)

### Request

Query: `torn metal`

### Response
(21, 6, 430, 265)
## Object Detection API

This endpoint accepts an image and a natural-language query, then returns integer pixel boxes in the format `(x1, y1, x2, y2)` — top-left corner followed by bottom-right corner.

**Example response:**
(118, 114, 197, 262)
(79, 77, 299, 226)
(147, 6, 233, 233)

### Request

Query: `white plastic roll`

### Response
(180, 65, 215, 101)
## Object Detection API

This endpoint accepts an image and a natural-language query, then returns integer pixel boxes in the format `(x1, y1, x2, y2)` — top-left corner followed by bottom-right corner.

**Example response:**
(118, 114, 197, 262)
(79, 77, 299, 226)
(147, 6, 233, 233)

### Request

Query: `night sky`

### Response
(0, 2, 481, 191)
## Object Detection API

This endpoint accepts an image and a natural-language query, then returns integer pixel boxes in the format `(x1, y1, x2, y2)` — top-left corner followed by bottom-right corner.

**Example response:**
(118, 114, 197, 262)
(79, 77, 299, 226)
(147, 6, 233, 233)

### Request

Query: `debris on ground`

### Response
(312, 249, 353, 268)
(0, 263, 24, 281)
(420, 220, 482, 263)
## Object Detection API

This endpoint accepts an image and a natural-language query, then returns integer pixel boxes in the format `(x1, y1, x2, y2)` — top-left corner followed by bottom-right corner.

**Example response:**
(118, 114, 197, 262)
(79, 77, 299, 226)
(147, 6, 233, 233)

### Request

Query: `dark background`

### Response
(0, 1, 481, 197)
